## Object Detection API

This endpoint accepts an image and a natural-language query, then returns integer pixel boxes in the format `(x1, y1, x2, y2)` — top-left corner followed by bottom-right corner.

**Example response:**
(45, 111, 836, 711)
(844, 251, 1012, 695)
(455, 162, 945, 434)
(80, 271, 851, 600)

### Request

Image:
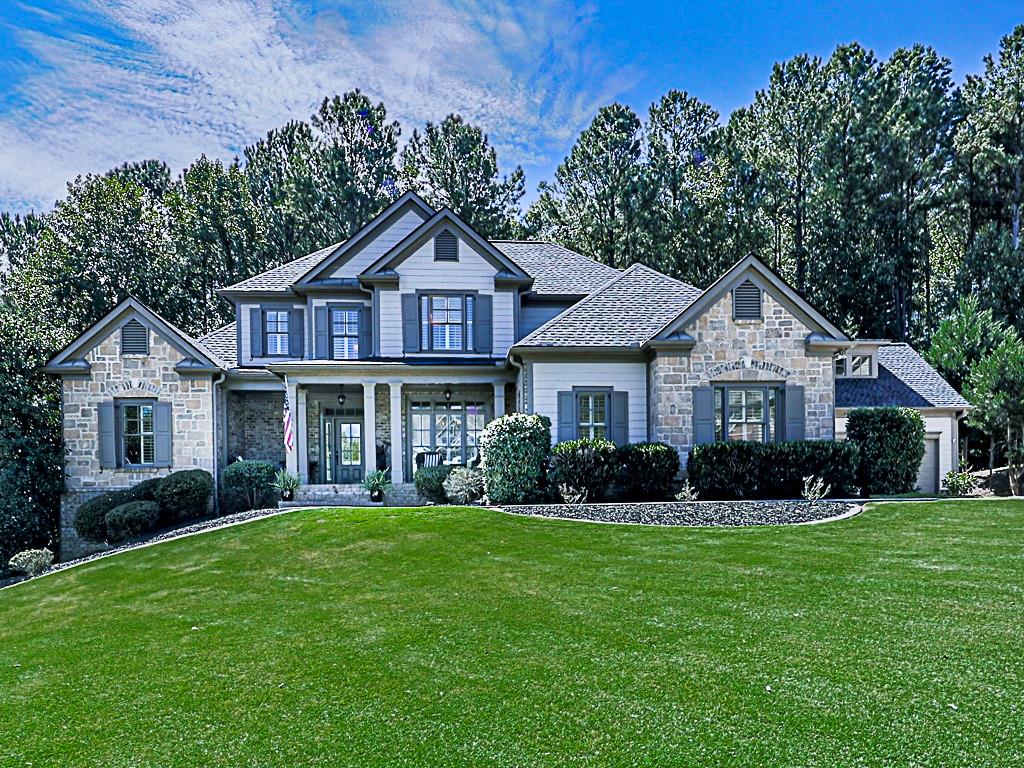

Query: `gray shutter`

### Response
(288, 309, 303, 359)
(557, 391, 575, 443)
(98, 401, 117, 468)
(314, 306, 328, 359)
(474, 294, 493, 354)
(610, 391, 629, 446)
(359, 305, 372, 359)
(693, 386, 716, 445)
(154, 401, 173, 467)
(785, 385, 805, 441)
(402, 294, 420, 353)
(249, 307, 263, 358)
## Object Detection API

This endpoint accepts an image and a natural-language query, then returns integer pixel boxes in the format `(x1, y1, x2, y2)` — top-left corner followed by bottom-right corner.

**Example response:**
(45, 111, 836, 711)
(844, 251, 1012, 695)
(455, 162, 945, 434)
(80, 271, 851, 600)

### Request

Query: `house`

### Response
(45, 192, 969, 555)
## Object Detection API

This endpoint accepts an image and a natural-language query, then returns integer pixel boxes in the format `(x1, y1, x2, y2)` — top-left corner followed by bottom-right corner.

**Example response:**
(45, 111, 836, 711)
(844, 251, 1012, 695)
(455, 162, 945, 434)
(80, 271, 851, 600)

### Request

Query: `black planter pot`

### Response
(281, 489, 294, 502)
(370, 489, 384, 503)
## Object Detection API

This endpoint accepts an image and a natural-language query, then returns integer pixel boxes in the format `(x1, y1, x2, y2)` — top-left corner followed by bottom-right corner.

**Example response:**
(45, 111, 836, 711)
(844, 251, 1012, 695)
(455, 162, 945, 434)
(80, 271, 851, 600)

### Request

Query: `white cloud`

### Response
(0, 0, 640, 212)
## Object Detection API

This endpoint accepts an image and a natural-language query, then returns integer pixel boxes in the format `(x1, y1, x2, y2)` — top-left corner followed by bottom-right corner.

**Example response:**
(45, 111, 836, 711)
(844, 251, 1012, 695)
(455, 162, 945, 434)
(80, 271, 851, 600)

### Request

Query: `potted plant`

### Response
(361, 469, 392, 503)
(271, 469, 300, 502)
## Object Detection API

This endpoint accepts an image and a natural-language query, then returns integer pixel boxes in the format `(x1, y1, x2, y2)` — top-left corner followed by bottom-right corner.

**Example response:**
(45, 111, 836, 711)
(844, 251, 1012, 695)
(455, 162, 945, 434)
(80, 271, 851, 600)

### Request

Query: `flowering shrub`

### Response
(443, 467, 485, 504)
(479, 413, 551, 505)
(8, 547, 53, 577)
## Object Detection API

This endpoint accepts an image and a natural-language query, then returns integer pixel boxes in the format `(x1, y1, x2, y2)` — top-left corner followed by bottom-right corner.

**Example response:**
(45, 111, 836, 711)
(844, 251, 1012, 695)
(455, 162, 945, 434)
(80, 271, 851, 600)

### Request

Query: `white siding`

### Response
(530, 361, 648, 443)
(238, 302, 305, 366)
(835, 410, 959, 492)
(329, 209, 426, 277)
(378, 236, 515, 357)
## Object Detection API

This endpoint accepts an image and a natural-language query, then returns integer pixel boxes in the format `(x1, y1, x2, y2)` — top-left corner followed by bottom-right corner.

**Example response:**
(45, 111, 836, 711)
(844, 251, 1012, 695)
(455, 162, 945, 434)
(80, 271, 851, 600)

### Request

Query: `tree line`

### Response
(2, 26, 1024, 556)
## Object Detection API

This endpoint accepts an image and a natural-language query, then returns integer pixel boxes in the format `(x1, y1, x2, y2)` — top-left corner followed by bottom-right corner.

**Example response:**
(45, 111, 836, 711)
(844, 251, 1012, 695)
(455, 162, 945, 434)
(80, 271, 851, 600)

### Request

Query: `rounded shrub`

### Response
(154, 469, 213, 523)
(414, 464, 453, 504)
(1, 496, 52, 573)
(846, 407, 926, 495)
(617, 442, 681, 501)
(124, 477, 164, 503)
(222, 460, 278, 513)
(73, 490, 130, 542)
(549, 438, 619, 502)
(443, 467, 485, 504)
(479, 413, 552, 505)
(104, 501, 160, 543)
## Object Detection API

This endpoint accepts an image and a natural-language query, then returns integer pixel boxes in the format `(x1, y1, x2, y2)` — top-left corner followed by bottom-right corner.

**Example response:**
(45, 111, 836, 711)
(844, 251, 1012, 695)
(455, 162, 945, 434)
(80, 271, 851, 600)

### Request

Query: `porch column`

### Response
(363, 383, 376, 479)
(389, 382, 404, 484)
(493, 382, 506, 419)
(285, 380, 298, 476)
(296, 386, 308, 484)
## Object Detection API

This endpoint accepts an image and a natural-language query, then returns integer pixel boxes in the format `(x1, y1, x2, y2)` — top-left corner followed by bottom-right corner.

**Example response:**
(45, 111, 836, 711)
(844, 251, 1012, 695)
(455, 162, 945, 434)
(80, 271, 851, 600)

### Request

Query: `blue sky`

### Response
(0, 1, 1021, 213)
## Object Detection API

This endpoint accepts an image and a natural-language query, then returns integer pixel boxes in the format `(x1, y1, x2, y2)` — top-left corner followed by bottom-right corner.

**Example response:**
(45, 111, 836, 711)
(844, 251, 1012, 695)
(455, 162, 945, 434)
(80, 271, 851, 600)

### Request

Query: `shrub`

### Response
(73, 491, 129, 542)
(104, 501, 160, 543)
(549, 438, 619, 502)
(944, 469, 977, 497)
(687, 441, 860, 500)
(123, 477, 164, 503)
(8, 547, 53, 577)
(479, 413, 552, 505)
(222, 460, 278, 513)
(675, 480, 699, 502)
(443, 467, 485, 504)
(846, 407, 926, 495)
(0, 496, 52, 573)
(617, 442, 681, 501)
(414, 465, 453, 504)
(802, 475, 830, 502)
(155, 469, 213, 523)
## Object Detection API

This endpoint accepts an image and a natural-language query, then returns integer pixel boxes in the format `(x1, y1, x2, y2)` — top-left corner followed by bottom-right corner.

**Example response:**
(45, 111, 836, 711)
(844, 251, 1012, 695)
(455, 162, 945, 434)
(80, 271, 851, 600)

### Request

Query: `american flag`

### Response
(283, 397, 294, 451)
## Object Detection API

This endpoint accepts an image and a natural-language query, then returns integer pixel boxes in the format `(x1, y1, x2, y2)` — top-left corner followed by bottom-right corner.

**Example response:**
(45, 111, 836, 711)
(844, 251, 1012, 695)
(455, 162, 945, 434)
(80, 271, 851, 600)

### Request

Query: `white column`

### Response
(285, 379, 298, 475)
(493, 382, 506, 419)
(389, 382, 404, 483)
(363, 383, 377, 479)
(296, 386, 308, 484)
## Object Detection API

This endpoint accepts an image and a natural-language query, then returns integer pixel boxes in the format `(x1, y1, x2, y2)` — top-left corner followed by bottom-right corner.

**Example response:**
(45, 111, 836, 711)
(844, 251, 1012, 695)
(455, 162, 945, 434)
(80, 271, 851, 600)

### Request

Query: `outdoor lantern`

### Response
(337, 390, 346, 407)
(444, 387, 452, 403)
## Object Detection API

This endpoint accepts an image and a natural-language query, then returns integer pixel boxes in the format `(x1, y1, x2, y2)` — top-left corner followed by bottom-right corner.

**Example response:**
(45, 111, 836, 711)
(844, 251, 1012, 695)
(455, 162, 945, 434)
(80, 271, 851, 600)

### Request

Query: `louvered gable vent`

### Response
(121, 320, 149, 355)
(434, 229, 458, 261)
(733, 280, 762, 320)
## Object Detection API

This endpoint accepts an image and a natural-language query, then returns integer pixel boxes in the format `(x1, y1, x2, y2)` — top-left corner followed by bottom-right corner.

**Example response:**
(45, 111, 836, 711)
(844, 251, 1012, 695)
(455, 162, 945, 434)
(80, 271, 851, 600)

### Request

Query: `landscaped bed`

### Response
(504, 499, 857, 526)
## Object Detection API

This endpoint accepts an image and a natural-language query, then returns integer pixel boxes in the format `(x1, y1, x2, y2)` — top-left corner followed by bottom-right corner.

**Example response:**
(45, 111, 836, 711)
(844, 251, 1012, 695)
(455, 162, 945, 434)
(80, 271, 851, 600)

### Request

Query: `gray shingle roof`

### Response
(516, 264, 702, 348)
(493, 241, 620, 296)
(197, 322, 237, 369)
(836, 343, 969, 409)
(222, 242, 343, 292)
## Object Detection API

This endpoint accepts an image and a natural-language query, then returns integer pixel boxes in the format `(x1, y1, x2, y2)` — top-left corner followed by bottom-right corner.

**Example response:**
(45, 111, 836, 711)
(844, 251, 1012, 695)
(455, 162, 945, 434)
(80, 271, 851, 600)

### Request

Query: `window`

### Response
(713, 386, 779, 443)
(121, 320, 148, 355)
(835, 355, 847, 377)
(434, 229, 458, 261)
(850, 354, 872, 377)
(733, 280, 762, 320)
(577, 391, 608, 440)
(411, 400, 487, 465)
(420, 294, 474, 352)
(264, 310, 290, 356)
(330, 307, 360, 360)
(122, 402, 155, 466)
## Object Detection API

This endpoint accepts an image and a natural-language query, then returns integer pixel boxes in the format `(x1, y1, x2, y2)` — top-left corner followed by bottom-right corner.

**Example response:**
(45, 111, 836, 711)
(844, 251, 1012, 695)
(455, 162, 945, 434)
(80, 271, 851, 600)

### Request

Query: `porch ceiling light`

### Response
(337, 391, 347, 407)
(444, 387, 452, 403)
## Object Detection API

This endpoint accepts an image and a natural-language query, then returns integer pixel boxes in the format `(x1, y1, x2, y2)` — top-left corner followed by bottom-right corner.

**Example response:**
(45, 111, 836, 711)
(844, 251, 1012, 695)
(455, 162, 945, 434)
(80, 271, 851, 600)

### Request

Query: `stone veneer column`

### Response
(363, 383, 377, 479)
(389, 382, 404, 483)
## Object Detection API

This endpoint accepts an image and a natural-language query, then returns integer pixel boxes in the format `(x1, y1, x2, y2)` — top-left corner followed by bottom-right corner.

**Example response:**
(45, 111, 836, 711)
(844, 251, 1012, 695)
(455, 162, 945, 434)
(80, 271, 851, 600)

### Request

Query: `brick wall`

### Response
(226, 391, 285, 466)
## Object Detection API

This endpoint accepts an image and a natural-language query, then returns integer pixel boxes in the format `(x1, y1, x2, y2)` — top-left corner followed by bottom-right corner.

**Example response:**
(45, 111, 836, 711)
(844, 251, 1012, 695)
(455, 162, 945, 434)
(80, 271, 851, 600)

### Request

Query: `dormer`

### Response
(835, 342, 883, 378)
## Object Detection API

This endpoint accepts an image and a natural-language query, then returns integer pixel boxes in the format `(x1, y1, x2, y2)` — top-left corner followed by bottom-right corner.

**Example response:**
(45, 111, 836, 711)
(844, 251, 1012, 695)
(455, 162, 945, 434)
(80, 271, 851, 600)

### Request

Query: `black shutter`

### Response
(359, 306, 372, 359)
(785, 385, 805, 441)
(120, 320, 149, 355)
(99, 401, 117, 468)
(474, 294, 493, 354)
(610, 391, 629, 446)
(154, 401, 173, 467)
(288, 309, 304, 359)
(314, 306, 328, 359)
(249, 307, 263, 358)
(557, 391, 575, 443)
(693, 386, 716, 445)
(733, 280, 762, 320)
(402, 294, 420, 353)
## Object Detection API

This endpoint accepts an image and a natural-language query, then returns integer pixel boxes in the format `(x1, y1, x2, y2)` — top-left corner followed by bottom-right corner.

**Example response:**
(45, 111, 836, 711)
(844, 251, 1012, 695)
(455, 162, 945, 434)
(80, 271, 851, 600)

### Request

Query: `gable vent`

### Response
(733, 280, 762, 320)
(434, 229, 458, 261)
(121, 320, 149, 355)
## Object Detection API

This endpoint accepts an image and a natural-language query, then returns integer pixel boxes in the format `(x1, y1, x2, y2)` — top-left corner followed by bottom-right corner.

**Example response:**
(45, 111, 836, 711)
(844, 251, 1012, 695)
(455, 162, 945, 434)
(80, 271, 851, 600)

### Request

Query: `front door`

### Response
(324, 417, 363, 484)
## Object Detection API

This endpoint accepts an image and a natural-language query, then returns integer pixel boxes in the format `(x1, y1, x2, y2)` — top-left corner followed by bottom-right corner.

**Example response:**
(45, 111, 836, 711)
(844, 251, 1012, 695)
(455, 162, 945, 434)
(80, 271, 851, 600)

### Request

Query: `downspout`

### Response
(211, 371, 226, 514)
(508, 353, 525, 412)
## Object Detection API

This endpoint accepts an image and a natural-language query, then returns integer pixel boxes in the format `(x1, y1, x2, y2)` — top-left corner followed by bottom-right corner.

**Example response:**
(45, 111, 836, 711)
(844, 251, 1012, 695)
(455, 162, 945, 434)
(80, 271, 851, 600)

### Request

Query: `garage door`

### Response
(917, 437, 940, 494)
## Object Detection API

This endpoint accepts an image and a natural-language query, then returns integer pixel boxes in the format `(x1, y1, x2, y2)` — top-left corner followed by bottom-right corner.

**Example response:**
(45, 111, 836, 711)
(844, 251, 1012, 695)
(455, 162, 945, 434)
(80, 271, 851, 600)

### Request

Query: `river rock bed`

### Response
(504, 500, 857, 527)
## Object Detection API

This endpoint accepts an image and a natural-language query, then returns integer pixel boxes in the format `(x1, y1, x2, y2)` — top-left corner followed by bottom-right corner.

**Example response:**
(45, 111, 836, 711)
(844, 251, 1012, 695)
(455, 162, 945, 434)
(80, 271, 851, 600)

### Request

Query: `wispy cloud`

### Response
(0, 0, 640, 212)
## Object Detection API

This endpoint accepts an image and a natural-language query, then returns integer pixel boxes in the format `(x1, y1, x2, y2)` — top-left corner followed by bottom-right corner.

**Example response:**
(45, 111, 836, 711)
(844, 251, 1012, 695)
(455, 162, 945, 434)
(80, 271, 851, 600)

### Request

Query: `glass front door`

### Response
(324, 417, 362, 483)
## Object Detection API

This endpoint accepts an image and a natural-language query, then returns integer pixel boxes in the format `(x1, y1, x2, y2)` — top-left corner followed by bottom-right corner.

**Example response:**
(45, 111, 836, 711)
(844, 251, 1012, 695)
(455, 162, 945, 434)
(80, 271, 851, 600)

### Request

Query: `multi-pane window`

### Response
(122, 403, 155, 466)
(420, 294, 474, 352)
(331, 308, 360, 360)
(264, 310, 290, 356)
(850, 354, 872, 377)
(834, 355, 847, 377)
(576, 392, 608, 440)
(411, 400, 487, 465)
(713, 386, 779, 443)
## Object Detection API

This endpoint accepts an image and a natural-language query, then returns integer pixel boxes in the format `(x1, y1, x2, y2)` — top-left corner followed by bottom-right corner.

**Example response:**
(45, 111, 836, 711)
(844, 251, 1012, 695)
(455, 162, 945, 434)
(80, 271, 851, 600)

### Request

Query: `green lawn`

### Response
(1, 502, 1022, 767)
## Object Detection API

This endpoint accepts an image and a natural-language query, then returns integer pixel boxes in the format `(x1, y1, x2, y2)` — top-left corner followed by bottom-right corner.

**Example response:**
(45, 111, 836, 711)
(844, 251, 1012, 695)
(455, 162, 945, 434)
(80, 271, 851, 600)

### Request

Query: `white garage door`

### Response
(917, 437, 940, 494)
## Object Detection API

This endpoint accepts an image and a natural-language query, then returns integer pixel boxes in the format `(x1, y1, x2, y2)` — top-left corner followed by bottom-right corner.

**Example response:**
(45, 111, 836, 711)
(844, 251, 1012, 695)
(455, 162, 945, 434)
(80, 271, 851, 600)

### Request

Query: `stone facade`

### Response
(650, 291, 835, 470)
(61, 328, 215, 557)
(226, 391, 285, 465)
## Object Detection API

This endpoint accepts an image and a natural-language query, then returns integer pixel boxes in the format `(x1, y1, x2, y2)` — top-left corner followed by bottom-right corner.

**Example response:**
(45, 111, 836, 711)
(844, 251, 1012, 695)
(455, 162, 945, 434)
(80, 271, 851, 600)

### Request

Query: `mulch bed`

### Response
(503, 500, 858, 527)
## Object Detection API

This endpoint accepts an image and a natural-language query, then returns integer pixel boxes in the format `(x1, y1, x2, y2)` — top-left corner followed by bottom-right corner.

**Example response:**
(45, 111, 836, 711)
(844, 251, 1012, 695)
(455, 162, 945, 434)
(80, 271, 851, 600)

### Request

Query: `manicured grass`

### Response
(1, 501, 1022, 766)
